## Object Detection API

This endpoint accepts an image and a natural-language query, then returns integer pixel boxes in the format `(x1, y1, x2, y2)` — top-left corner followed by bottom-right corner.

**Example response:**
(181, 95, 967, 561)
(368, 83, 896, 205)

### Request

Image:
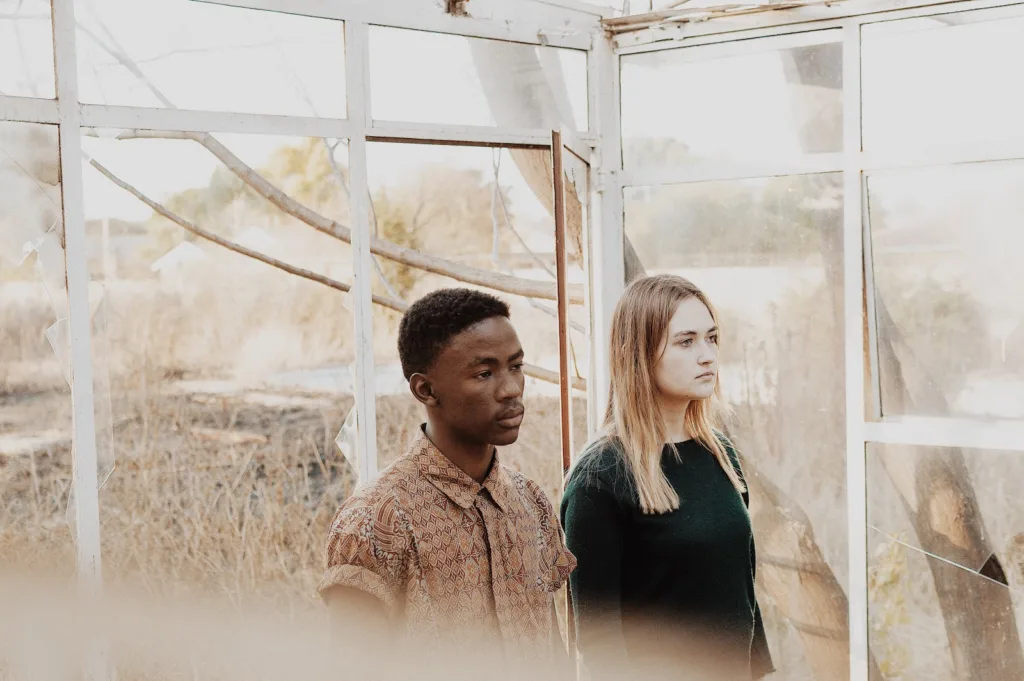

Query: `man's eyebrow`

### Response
(466, 349, 524, 367)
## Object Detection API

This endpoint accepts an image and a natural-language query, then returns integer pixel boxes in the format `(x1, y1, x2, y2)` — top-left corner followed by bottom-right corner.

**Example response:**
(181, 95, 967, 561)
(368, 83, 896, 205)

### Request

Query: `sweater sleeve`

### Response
(560, 476, 631, 681)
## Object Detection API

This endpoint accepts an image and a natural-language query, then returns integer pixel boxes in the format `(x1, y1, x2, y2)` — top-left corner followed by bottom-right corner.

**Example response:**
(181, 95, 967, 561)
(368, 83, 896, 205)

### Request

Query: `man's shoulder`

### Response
(331, 456, 422, 531)
(500, 465, 553, 511)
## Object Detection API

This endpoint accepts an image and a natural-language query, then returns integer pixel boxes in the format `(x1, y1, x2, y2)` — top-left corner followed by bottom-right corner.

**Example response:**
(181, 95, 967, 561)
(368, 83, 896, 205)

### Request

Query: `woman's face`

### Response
(653, 297, 719, 405)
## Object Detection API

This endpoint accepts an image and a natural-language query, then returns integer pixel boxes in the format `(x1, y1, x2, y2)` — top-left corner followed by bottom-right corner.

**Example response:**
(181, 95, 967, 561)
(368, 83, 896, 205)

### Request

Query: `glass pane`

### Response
(0, 0, 55, 99)
(561, 146, 592, 451)
(867, 161, 1024, 420)
(0, 122, 72, 572)
(82, 130, 353, 606)
(868, 443, 1024, 680)
(76, 0, 346, 117)
(863, 7, 1024, 151)
(369, 27, 588, 131)
(620, 31, 842, 169)
(366, 142, 588, 507)
(624, 173, 847, 679)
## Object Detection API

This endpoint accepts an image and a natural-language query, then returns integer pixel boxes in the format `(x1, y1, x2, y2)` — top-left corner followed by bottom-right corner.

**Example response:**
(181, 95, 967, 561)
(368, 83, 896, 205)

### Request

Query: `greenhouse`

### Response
(2, 0, 1024, 680)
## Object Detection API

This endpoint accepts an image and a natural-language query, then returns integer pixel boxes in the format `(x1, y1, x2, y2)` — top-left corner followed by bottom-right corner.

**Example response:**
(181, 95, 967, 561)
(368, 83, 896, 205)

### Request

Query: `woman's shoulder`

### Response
(713, 431, 743, 471)
(565, 436, 631, 496)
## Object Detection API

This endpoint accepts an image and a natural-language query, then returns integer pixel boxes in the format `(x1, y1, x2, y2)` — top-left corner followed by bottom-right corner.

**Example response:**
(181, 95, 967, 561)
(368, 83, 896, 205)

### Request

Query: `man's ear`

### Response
(408, 373, 438, 407)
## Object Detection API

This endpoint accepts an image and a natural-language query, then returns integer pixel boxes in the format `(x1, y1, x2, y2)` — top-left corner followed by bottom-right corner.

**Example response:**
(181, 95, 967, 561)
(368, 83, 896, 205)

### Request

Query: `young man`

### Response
(318, 288, 575, 677)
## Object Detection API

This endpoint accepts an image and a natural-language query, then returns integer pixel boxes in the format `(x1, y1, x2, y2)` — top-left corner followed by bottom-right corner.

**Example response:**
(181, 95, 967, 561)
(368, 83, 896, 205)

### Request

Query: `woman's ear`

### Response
(408, 373, 438, 407)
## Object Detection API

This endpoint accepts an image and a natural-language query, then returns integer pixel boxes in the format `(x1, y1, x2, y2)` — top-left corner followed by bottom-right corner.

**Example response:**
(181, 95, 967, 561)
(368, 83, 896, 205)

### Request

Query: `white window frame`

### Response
(2, 10, 605, 675)
(4, 2, 1024, 681)
(611, 3, 1024, 681)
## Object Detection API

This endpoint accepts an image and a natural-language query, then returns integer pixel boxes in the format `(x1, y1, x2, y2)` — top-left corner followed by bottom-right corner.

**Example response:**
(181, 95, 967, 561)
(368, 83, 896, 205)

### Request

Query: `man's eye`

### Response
(511, 363, 524, 372)
(477, 371, 492, 379)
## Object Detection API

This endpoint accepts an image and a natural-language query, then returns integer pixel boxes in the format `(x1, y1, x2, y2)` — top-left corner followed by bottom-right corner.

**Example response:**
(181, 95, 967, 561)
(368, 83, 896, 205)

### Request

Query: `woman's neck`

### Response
(658, 398, 691, 443)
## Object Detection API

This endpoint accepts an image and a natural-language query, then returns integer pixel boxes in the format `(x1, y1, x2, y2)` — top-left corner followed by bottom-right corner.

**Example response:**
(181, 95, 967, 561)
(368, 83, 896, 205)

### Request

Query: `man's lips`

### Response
(496, 409, 525, 427)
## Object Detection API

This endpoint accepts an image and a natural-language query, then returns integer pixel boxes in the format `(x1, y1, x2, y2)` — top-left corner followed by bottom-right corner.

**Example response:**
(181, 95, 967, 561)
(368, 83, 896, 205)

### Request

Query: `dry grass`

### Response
(0, 388, 580, 601)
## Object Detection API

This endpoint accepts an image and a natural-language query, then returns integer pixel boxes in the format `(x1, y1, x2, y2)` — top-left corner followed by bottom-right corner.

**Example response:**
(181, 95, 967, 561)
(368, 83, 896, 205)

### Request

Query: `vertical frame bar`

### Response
(861, 176, 883, 420)
(552, 130, 574, 475)
(553, 130, 580, 663)
(52, 0, 108, 679)
(588, 33, 624, 433)
(345, 20, 379, 482)
(53, 0, 103, 597)
(842, 19, 870, 681)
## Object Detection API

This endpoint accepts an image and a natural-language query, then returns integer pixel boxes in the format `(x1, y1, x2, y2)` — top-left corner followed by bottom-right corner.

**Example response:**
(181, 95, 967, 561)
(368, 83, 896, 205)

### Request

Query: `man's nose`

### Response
(497, 370, 523, 399)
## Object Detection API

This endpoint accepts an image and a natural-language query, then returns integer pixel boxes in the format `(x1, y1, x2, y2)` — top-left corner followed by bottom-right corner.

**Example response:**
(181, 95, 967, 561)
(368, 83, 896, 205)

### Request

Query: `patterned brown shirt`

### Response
(319, 429, 576, 665)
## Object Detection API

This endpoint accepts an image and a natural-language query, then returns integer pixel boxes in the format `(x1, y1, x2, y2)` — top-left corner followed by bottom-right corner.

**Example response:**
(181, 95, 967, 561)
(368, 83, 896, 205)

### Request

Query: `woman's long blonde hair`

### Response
(603, 274, 745, 514)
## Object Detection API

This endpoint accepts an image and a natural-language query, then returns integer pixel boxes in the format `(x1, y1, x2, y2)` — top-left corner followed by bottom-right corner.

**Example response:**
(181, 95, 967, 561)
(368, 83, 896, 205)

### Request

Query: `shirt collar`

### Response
(411, 427, 513, 513)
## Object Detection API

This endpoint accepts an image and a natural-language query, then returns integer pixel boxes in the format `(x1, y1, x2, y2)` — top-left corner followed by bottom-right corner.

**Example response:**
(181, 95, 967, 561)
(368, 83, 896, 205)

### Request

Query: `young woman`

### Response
(561, 274, 774, 681)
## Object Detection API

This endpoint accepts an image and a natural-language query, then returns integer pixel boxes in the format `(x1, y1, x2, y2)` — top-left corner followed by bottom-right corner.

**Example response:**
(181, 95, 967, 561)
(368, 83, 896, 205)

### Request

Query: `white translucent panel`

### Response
(76, 0, 345, 117)
(868, 444, 1024, 680)
(369, 26, 588, 131)
(620, 30, 842, 169)
(80, 130, 353, 603)
(867, 161, 1024, 420)
(624, 173, 847, 679)
(863, 7, 1024, 151)
(0, 0, 55, 99)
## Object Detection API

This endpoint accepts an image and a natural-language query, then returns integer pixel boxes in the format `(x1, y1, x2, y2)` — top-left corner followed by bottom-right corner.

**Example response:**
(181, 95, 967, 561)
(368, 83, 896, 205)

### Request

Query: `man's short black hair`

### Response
(398, 288, 511, 379)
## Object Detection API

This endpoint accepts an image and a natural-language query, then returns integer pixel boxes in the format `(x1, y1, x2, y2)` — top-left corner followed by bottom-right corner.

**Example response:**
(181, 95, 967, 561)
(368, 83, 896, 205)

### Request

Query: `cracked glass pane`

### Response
(76, 0, 345, 117)
(863, 5, 1024, 152)
(621, 29, 842, 170)
(79, 130, 354, 603)
(0, 0, 55, 99)
(868, 443, 1024, 680)
(867, 161, 1024, 420)
(624, 172, 847, 679)
(368, 26, 588, 131)
(366, 142, 589, 503)
(0, 121, 72, 572)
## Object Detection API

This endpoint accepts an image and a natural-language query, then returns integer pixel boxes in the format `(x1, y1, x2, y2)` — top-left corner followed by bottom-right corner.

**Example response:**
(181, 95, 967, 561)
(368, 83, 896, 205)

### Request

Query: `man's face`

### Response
(423, 316, 526, 447)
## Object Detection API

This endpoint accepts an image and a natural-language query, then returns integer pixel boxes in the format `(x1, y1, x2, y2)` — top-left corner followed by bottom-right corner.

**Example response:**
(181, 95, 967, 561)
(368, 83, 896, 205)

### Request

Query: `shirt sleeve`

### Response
(317, 493, 409, 615)
(560, 476, 631, 681)
(526, 478, 578, 593)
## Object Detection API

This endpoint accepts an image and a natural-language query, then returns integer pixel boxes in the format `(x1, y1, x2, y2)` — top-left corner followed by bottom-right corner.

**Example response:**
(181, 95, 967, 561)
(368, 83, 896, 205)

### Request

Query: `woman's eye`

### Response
(709, 335, 718, 345)
(679, 339, 693, 347)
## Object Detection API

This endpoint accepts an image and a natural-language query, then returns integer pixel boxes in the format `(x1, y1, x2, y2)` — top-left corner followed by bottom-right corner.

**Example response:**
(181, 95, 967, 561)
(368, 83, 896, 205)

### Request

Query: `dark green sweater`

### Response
(560, 437, 774, 681)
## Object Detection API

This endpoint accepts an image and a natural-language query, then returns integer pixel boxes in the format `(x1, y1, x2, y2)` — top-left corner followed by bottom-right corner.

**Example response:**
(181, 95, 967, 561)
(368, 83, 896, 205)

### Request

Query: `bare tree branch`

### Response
(89, 157, 585, 393)
(100, 129, 584, 304)
(89, 158, 403, 313)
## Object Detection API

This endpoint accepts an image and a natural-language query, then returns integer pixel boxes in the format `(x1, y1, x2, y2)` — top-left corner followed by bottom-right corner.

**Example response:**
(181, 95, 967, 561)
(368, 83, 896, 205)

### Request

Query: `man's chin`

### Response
(491, 426, 521, 447)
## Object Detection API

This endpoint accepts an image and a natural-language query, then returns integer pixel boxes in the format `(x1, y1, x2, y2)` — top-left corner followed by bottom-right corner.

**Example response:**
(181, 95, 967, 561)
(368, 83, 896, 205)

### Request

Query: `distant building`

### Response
(150, 241, 207, 278)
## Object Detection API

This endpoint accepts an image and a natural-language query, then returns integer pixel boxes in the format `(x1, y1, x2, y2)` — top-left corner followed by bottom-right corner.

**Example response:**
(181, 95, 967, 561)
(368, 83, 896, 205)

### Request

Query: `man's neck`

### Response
(423, 421, 495, 484)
